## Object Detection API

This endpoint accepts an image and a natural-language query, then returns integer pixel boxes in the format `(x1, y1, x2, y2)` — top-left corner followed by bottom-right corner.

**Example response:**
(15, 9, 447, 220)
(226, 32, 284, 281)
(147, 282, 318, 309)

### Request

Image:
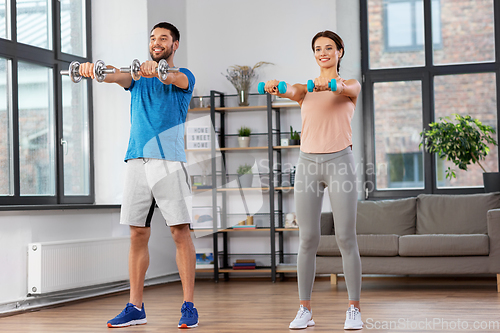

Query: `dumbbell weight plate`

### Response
(94, 60, 107, 83)
(157, 59, 169, 81)
(68, 61, 82, 83)
(130, 59, 141, 81)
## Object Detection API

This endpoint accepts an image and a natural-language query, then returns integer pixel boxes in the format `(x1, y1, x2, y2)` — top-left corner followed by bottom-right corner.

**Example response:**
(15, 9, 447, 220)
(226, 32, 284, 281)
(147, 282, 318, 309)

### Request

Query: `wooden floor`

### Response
(1, 276, 499, 332)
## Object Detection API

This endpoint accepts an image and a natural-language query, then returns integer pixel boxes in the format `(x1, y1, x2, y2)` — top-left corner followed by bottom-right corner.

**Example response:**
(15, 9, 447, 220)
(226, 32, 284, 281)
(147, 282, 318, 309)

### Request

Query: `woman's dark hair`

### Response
(311, 30, 344, 73)
(151, 22, 180, 43)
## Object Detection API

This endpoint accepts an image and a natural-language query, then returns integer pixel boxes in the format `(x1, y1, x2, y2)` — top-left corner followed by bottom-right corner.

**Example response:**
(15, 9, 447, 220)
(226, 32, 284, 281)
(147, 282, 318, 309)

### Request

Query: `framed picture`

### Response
(195, 248, 214, 269)
(191, 206, 222, 229)
(280, 138, 289, 146)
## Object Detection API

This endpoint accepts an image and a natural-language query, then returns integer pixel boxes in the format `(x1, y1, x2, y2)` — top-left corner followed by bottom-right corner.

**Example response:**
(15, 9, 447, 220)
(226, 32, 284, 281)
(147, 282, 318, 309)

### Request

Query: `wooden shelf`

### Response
(219, 268, 272, 273)
(188, 107, 211, 113)
(215, 105, 267, 112)
(276, 265, 297, 273)
(275, 186, 294, 191)
(191, 227, 299, 233)
(272, 102, 300, 108)
(185, 148, 211, 152)
(219, 146, 268, 151)
(273, 145, 300, 149)
(186, 147, 268, 152)
(217, 187, 268, 192)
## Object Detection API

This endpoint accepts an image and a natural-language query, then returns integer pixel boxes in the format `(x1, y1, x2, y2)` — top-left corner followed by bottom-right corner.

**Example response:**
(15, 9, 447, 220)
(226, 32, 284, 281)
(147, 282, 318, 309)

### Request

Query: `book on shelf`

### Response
(232, 266, 256, 270)
(235, 259, 255, 263)
(233, 263, 256, 267)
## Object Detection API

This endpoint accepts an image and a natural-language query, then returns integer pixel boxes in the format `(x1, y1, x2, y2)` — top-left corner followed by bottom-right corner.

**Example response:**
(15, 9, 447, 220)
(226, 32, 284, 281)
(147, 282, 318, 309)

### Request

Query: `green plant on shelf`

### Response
(237, 164, 252, 175)
(290, 126, 300, 141)
(238, 126, 251, 137)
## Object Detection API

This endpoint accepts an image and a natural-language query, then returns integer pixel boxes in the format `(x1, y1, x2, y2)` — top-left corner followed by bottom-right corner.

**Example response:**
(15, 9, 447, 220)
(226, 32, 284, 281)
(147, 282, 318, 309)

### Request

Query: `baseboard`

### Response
(0, 273, 180, 317)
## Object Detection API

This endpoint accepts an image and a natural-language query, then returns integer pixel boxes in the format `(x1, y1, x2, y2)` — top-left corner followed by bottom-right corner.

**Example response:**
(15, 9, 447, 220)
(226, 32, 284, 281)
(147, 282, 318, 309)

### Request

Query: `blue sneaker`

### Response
(178, 301, 199, 328)
(107, 303, 147, 328)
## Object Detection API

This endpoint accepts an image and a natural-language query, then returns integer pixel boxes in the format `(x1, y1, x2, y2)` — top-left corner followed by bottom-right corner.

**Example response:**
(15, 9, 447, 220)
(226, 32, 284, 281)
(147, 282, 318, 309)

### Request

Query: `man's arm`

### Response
(104, 66, 133, 88)
(78, 62, 133, 89)
(158, 72, 189, 90)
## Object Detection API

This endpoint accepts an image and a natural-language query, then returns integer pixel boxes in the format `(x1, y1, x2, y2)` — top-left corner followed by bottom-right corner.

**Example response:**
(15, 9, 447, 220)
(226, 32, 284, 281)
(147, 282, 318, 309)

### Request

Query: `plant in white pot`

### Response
(237, 126, 251, 148)
(420, 114, 498, 191)
(237, 164, 253, 188)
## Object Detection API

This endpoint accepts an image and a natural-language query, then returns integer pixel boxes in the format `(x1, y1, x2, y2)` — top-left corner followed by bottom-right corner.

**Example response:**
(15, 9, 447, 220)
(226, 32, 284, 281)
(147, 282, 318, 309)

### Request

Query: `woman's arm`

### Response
(264, 80, 308, 104)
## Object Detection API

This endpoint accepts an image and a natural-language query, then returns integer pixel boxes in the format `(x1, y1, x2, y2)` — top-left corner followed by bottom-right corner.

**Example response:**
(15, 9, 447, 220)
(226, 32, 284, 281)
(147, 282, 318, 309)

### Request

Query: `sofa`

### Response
(316, 192, 500, 292)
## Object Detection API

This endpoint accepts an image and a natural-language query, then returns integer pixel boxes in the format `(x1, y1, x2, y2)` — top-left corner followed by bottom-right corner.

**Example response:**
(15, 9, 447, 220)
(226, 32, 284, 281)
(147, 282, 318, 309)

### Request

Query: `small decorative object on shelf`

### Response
(285, 212, 299, 228)
(289, 126, 300, 145)
(237, 164, 253, 188)
(281, 138, 289, 146)
(237, 126, 251, 147)
(224, 62, 273, 106)
(195, 248, 214, 269)
(290, 166, 296, 186)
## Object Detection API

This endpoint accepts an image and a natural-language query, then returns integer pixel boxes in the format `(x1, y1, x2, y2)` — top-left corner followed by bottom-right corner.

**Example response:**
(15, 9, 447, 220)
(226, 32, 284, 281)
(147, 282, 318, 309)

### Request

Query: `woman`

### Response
(264, 30, 363, 330)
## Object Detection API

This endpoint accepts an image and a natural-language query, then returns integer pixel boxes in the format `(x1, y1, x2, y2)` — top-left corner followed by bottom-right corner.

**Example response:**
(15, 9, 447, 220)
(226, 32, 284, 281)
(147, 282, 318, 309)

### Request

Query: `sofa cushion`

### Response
(320, 212, 334, 235)
(318, 234, 399, 257)
(399, 234, 489, 256)
(356, 197, 416, 235)
(416, 193, 500, 234)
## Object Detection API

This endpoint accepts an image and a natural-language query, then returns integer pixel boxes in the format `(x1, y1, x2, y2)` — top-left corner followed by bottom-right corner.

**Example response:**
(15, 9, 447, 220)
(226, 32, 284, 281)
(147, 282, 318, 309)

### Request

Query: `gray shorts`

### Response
(120, 158, 193, 227)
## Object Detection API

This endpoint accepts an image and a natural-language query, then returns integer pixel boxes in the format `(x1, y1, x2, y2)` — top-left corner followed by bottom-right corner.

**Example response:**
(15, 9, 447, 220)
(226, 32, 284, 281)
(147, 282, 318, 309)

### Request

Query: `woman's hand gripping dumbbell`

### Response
(258, 80, 288, 95)
(120, 59, 180, 81)
(60, 60, 115, 83)
(306, 78, 338, 92)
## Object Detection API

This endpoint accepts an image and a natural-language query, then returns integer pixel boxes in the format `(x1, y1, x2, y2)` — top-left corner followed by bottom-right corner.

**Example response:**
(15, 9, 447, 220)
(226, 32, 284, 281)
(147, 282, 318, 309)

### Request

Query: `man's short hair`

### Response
(151, 22, 180, 42)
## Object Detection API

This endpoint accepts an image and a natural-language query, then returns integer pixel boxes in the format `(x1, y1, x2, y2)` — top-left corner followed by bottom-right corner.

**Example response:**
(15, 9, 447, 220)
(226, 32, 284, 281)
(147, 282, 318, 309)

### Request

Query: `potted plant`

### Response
(420, 114, 498, 191)
(238, 126, 252, 148)
(237, 163, 253, 188)
(289, 126, 300, 146)
(224, 62, 273, 106)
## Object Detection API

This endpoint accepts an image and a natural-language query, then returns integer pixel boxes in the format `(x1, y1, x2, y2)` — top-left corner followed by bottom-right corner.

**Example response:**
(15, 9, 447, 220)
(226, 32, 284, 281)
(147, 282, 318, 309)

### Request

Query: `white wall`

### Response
(186, 0, 337, 96)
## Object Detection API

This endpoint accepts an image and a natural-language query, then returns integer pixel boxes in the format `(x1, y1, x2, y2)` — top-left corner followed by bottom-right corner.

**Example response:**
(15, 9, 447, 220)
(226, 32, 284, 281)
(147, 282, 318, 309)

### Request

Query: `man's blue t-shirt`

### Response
(124, 68, 195, 162)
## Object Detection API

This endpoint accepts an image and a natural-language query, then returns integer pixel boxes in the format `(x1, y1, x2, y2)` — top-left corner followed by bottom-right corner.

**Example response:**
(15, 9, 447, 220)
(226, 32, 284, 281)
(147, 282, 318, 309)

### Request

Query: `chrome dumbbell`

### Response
(120, 59, 180, 81)
(60, 60, 116, 83)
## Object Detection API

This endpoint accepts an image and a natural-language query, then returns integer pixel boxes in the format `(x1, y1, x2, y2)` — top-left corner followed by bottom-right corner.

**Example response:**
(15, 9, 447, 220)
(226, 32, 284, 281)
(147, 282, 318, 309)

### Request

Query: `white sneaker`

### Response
(289, 305, 315, 329)
(344, 305, 363, 330)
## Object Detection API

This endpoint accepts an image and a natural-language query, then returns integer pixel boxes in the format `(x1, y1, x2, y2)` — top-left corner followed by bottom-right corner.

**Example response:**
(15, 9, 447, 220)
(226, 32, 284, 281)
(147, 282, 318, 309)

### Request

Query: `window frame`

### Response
(0, 0, 94, 205)
(383, 0, 442, 53)
(361, 0, 500, 199)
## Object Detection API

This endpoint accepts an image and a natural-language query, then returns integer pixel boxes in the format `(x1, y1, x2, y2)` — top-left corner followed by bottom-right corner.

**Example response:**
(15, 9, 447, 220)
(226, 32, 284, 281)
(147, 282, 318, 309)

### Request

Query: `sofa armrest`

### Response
(487, 209, 500, 272)
(320, 212, 334, 235)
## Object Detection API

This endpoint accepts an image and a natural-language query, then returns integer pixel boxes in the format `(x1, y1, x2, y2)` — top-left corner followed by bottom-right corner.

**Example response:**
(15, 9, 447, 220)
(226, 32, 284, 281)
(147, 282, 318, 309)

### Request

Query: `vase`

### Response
(238, 136, 250, 148)
(238, 174, 253, 188)
(483, 172, 500, 193)
(238, 89, 249, 106)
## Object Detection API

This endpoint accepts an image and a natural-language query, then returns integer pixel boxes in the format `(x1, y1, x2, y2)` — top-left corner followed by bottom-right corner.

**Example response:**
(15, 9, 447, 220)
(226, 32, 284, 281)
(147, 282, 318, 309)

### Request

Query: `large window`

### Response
(362, 0, 499, 198)
(0, 0, 93, 205)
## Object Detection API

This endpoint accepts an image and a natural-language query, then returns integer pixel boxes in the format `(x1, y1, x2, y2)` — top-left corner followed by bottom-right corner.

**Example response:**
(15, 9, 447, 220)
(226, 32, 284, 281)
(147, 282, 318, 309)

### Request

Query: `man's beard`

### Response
(150, 45, 173, 62)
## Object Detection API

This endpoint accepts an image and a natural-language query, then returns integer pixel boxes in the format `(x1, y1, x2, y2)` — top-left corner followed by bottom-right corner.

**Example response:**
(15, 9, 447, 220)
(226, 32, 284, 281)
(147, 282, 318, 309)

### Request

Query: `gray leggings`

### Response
(295, 146, 362, 301)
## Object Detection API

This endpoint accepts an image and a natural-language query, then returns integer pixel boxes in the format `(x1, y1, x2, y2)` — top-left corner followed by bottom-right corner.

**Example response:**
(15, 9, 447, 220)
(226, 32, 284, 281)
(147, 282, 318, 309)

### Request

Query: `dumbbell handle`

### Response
(258, 81, 287, 94)
(120, 59, 180, 81)
(307, 79, 337, 92)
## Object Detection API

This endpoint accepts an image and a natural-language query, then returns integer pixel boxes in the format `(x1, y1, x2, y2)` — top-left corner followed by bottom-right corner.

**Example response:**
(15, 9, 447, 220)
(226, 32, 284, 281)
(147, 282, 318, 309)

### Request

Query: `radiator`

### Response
(28, 237, 130, 294)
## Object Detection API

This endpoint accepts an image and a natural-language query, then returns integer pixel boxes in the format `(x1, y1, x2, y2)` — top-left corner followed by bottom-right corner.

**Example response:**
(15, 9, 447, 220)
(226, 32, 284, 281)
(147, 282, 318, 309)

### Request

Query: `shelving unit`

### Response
(187, 91, 300, 282)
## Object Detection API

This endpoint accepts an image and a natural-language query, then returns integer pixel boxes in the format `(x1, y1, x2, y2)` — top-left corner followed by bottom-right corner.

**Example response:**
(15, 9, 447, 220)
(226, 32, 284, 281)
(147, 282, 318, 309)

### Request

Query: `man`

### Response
(79, 22, 198, 329)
